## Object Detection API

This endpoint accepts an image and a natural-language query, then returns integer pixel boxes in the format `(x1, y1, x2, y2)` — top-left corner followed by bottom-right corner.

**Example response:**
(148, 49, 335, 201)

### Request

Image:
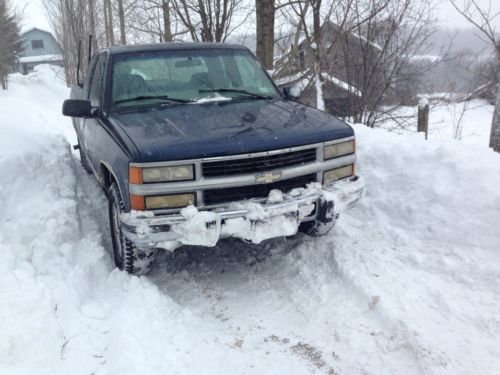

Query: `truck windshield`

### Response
(111, 48, 279, 109)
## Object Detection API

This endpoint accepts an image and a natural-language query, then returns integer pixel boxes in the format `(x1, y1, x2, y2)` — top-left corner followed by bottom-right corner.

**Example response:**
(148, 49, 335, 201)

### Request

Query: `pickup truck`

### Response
(62, 43, 366, 275)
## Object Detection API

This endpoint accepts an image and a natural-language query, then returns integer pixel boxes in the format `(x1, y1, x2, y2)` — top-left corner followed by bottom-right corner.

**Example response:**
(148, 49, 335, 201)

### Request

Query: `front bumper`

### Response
(120, 176, 366, 250)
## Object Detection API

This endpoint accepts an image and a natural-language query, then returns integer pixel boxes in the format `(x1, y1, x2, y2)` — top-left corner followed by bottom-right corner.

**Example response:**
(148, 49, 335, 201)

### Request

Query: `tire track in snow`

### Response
(147, 231, 424, 374)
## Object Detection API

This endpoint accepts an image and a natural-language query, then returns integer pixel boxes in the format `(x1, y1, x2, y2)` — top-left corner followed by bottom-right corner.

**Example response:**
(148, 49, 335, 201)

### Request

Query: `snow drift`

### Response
(0, 65, 499, 375)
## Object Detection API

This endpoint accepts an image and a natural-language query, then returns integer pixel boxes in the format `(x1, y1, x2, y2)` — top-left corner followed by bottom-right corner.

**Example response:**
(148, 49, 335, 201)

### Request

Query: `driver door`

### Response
(82, 53, 107, 171)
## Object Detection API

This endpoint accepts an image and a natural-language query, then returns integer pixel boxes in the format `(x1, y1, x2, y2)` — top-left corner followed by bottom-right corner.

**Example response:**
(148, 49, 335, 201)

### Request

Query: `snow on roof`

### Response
(21, 27, 54, 36)
(18, 54, 63, 64)
(408, 54, 441, 63)
(349, 31, 383, 52)
(274, 71, 308, 86)
(320, 73, 362, 97)
(274, 71, 313, 97)
(276, 71, 362, 97)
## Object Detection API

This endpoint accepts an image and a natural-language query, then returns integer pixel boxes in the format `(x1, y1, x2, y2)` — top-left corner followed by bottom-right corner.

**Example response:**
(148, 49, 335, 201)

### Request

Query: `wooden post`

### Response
(418, 104, 429, 140)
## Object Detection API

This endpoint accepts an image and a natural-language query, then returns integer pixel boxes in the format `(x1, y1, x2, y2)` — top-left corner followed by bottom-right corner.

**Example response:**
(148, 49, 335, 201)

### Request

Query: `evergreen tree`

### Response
(0, 0, 24, 89)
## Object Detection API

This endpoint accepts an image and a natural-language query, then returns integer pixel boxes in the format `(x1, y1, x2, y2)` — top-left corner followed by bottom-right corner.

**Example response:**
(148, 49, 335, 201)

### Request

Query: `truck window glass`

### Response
(110, 49, 279, 109)
(89, 54, 106, 107)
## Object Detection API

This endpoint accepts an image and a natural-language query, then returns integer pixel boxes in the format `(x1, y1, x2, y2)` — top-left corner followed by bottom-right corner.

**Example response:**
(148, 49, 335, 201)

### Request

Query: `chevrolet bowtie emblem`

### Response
(255, 171, 282, 184)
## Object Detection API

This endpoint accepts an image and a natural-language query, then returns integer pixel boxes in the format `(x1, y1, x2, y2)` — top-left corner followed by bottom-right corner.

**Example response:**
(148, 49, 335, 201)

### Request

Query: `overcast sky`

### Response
(11, 0, 500, 34)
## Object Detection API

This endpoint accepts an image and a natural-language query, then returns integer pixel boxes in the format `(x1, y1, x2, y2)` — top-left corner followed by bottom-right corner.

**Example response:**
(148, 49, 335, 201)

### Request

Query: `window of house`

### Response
(31, 40, 44, 49)
(299, 50, 305, 71)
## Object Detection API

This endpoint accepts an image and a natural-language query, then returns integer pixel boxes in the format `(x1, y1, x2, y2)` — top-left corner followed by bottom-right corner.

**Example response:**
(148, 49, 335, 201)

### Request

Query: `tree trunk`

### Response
(489, 49, 500, 152)
(106, 0, 115, 46)
(88, 0, 98, 51)
(255, 0, 275, 70)
(117, 0, 126, 45)
(162, 0, 172, 42)
(312, 0, 322, 110)
(197, 0, 212, 42)
(103, 0, 110, 46)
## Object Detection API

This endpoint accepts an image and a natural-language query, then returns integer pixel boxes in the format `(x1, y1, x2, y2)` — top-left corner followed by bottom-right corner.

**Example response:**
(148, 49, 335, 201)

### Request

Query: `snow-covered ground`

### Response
(380, 100, 495, 147)
(0, 66, 499, 375)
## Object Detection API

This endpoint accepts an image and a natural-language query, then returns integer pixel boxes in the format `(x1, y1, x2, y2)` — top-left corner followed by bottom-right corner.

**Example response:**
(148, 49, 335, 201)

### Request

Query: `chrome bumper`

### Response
(120, 176, 366, 249)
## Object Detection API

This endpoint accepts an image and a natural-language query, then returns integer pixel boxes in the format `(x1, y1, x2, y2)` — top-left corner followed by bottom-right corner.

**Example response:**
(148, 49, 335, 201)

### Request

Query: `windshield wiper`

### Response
(114, 95, 194, 105)
(198, 88, 273, 100)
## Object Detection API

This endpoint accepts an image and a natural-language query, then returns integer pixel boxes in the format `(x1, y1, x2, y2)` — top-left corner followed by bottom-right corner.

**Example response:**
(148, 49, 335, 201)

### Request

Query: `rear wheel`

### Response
(108, 183, 155, 275)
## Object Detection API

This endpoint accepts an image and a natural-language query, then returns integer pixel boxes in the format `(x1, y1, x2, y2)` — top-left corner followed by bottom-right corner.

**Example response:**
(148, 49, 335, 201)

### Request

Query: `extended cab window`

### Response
(110, 49, 279, 109)
(89, 54, 107, 107)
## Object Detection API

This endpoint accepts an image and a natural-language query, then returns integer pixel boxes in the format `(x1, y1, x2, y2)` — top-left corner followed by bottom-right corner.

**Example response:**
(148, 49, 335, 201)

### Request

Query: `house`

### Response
(15, 28, 63, 75)
(274, 22, 384, 117)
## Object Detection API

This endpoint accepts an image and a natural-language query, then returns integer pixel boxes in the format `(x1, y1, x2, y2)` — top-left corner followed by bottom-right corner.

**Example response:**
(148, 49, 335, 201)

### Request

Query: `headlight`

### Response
(323, 165, 354, 185)
(324, 140, 355, 160)
(142, 165, 194, 183)
(145, 193, 195, 209)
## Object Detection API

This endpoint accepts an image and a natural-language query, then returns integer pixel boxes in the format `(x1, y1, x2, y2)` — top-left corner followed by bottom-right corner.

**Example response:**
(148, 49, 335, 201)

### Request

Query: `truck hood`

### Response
(110, 99, 354, 162)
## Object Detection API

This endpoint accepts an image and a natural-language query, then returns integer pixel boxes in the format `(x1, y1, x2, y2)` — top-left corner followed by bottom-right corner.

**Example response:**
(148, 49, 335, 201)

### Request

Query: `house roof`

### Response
(18, 54, 63, 64)
(22, 27, 55, 37)
(323, 22, 383, 52)
(320, 72, 362, 97)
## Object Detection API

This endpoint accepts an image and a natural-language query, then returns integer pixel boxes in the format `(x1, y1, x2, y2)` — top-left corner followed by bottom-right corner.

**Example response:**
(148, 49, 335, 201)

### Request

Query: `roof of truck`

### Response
(104, 42, 247, 55)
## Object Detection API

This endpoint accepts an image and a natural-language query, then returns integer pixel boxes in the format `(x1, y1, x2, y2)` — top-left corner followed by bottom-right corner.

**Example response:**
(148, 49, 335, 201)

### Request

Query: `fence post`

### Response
(418, 104, 429, 140)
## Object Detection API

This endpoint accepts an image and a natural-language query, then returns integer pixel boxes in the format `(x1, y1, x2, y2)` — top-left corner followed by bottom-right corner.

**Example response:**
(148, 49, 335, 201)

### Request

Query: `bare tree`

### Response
(162, 0, 173, 41)
(343, 0, 435, 126)
(88, 0, 98, 51)
(0, 0, 23, 89)
(126, 0, 179, 42)
(450, 0, 500, 152)
(172, 0, 252, 42)
(43, 0, 99, 84)
(117, 0, 127, 44)
(275, 0, 435, 126)
(275, 0, 359, 110)
(256, 0, 275, 69)
(103, 0, 116, 46)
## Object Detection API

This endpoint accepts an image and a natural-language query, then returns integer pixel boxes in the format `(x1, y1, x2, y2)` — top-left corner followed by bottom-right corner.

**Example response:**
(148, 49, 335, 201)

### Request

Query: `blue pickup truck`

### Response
(62, 43, 365, 275)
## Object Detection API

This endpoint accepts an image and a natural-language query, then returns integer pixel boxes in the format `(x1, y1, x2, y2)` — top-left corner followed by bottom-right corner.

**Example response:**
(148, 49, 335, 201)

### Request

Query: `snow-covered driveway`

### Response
(1, 66, 499, 375)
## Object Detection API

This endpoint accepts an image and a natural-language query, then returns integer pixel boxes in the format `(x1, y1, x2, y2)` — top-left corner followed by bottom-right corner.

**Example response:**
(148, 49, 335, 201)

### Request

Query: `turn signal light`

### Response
(129, 166, 143, 184)
(130, 194, 145, 211)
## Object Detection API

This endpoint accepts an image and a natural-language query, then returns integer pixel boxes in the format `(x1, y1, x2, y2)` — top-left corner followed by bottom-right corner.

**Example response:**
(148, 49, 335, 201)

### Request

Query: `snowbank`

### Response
(0, 65, 499, 375)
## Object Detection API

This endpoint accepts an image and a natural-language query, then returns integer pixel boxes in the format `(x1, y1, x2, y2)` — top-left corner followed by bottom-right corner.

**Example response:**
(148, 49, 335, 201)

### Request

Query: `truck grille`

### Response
(202, 148, 317, 177)
(203, 174, 317, 206)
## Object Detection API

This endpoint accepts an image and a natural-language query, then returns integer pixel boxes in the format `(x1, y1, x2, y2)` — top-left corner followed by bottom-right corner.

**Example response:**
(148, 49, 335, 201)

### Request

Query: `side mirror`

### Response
(282, 86, 298, 101)
(62, 99, 92, 118)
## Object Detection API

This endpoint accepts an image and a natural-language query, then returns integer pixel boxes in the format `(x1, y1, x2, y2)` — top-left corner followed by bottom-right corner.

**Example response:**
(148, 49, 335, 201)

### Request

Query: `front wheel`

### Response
(299, 200, 336, 236)
(108, 183, 155, 275)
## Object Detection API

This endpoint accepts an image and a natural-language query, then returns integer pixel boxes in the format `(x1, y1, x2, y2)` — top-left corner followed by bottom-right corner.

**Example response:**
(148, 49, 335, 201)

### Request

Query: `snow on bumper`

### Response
(120, 176, 366, 250)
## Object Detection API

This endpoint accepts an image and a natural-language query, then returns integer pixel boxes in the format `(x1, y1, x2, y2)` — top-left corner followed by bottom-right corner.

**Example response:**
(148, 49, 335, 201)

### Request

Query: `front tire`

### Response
(299, 200, 336, 236)
(78, 142, 92, 174)
(108, 183, 154, 275)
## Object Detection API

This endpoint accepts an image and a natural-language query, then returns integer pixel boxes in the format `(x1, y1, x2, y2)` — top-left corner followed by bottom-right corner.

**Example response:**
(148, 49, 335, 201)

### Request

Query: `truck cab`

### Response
(62, 43, 365, 275)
